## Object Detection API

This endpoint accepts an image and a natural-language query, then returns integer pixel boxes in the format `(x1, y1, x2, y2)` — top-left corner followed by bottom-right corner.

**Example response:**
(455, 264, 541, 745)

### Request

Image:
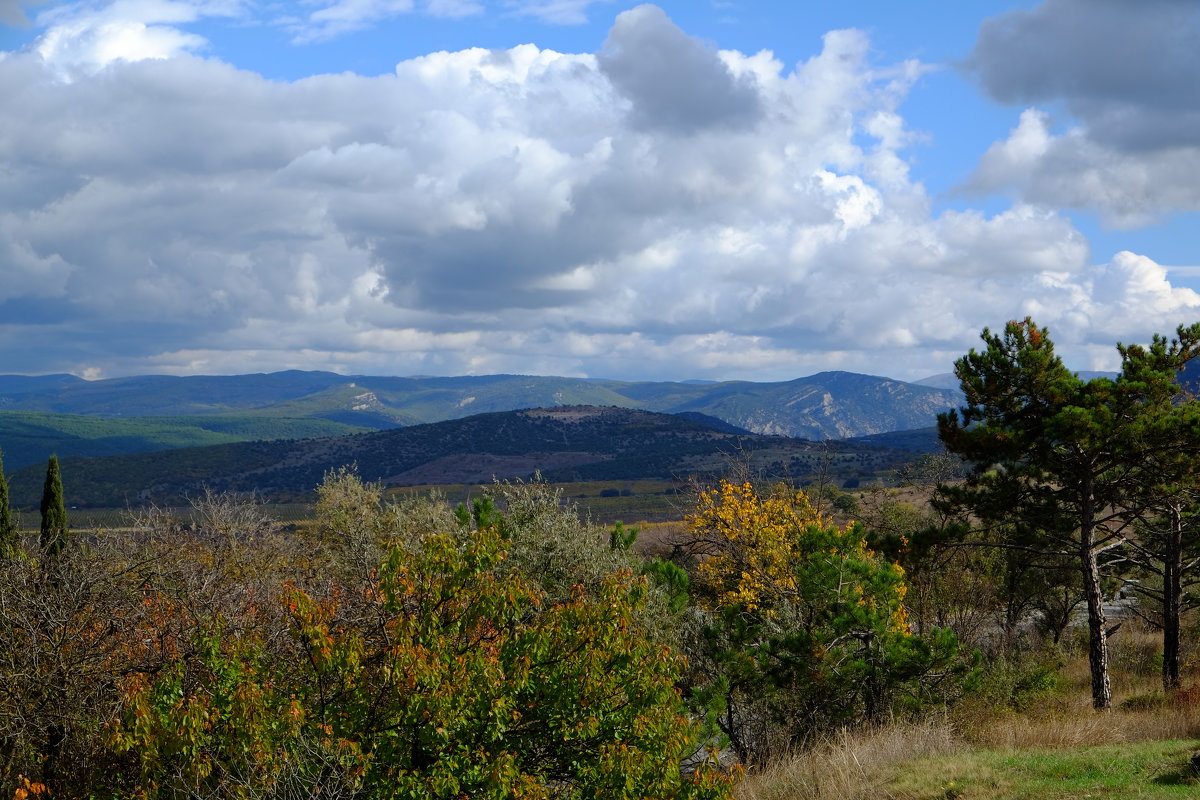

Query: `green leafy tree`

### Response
(861, 490, 1009, 646)
(111, 484, 735, 799)
(110, 621, 347, 798)
(39, 455, 68, 558)
(0, 449, 15, 556)
(687, 480, 972, 763)
(937, 318, 1200, 709)
(295, 531, 730, 799)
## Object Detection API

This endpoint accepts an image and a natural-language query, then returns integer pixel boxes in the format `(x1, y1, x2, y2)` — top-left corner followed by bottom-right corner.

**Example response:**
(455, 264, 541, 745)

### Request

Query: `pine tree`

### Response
(0, 448, 15, 555)
(40, 454, 68, 557)
(938, 319, 1200, 709)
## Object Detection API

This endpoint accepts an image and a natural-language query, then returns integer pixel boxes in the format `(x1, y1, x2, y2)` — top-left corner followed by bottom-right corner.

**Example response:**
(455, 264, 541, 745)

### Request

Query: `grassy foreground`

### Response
(736, 703, 1200, 800)
(889, 739, 1198, 799)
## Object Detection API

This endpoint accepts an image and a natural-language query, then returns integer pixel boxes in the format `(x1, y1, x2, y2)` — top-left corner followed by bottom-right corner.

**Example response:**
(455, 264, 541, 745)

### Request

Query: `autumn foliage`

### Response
(686, 480, 972, 763)
(0, 470, 978, 795)
(0, 478, 735, 799)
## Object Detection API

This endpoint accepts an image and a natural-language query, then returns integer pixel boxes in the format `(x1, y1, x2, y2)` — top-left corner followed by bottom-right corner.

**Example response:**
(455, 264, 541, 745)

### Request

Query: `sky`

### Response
(1, 0, 1199, 383)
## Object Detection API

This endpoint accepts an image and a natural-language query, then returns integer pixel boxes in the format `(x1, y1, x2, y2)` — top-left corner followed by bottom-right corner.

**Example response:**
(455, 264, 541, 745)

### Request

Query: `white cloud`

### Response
(2, 3, 1198, 381)
(504, 0, 610, 25)
(965, 0, 1200, 224)
(289, 0, 414, 43)
(970, 109, 1200, 228)
(21, 0, 244, 76)
(35, 17, 206, 72)
(597, 3, 759, 132)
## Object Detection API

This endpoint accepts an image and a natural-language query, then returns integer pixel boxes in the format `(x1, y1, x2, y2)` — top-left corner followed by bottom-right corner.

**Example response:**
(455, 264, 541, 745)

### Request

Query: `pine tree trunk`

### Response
(1162, 504, 1183, 691)
(1080, 494, 1112, 710)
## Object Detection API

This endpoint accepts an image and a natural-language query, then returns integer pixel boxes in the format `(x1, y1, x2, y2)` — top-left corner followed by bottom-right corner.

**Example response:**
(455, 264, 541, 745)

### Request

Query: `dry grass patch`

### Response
(734, 720, 964, 800)
(965, 702, 1200, 751)
(736, 709, 1200, 800)
(737, 668, 1200, 800)
(629, 519, 688, 558)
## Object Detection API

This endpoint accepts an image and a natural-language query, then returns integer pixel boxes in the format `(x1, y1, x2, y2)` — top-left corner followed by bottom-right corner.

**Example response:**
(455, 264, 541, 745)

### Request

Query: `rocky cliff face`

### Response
(664, 372, 959, 439)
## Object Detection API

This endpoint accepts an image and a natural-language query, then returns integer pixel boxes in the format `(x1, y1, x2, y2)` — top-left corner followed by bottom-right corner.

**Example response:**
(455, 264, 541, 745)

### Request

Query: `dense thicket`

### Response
(0, 476, 737, 799)
(684, 480, 975, 763)
(0, 466, 990, 797)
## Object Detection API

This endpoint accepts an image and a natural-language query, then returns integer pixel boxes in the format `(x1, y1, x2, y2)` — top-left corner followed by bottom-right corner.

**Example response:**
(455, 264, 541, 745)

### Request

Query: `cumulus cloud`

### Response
(965, 0, 1200, 225)
(3, 3, 1198, 380)
(18, 0, 244, 76)
(598, 4, 759, 133)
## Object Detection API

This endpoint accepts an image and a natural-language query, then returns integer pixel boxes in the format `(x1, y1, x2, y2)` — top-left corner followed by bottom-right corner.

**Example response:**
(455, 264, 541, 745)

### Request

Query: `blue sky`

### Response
(1, 0, 1198, 381)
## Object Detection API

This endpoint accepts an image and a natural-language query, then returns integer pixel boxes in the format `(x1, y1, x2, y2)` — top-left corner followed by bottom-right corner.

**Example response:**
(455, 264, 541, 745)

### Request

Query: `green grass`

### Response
(887, 740, 1199, 799)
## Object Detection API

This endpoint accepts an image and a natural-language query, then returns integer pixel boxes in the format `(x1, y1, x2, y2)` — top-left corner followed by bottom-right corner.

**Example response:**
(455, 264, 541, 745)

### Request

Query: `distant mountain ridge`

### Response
(0, 369, 960, 444)
(5, 406, 921, 508)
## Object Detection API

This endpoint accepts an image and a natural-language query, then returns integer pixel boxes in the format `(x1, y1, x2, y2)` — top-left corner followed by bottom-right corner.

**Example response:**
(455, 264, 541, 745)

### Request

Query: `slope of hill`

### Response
(0, 374, 86, 400)
(844, 426, 942, 453)
(913, 373, 960, 391)
(0, 370, 961, 441)
(0, 411, 371, 470)
(918, 370, 1120, 390)
(6, 407, 919, 508)
(0, 370, 358, 416)
(239, 384, 417, 428)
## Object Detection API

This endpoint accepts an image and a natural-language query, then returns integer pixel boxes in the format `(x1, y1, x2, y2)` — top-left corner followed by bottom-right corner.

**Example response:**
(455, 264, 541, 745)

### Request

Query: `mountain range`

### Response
(0, 369, 960, 470)
(4, 406, 928, 508)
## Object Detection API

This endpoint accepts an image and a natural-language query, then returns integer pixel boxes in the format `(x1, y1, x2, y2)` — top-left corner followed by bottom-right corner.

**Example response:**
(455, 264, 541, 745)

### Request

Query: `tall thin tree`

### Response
(40, 454, 68, 557)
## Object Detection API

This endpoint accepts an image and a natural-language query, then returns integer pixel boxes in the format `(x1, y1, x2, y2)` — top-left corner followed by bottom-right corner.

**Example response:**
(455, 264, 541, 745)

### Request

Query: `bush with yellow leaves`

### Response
(685, 481, 976, 765)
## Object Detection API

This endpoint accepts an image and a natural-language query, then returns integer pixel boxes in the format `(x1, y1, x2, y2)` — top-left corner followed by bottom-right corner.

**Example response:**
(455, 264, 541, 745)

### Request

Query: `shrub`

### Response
(686, 481, 976, 764)
(108, 476, 736, 800)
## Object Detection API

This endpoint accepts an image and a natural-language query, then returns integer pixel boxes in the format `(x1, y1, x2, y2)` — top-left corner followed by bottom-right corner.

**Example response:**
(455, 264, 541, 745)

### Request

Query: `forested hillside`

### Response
(5, 406, 916, 508)
(0, 411, 371, 469)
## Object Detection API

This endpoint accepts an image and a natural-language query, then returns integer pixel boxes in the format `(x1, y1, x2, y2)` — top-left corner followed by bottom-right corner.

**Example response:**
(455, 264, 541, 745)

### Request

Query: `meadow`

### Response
(738, 624, 1200, 799)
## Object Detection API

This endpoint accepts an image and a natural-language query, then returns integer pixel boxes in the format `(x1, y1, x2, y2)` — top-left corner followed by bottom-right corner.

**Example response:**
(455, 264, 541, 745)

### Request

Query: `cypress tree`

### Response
(40, 454, 68, 557)
(0, 448, 14, 555)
